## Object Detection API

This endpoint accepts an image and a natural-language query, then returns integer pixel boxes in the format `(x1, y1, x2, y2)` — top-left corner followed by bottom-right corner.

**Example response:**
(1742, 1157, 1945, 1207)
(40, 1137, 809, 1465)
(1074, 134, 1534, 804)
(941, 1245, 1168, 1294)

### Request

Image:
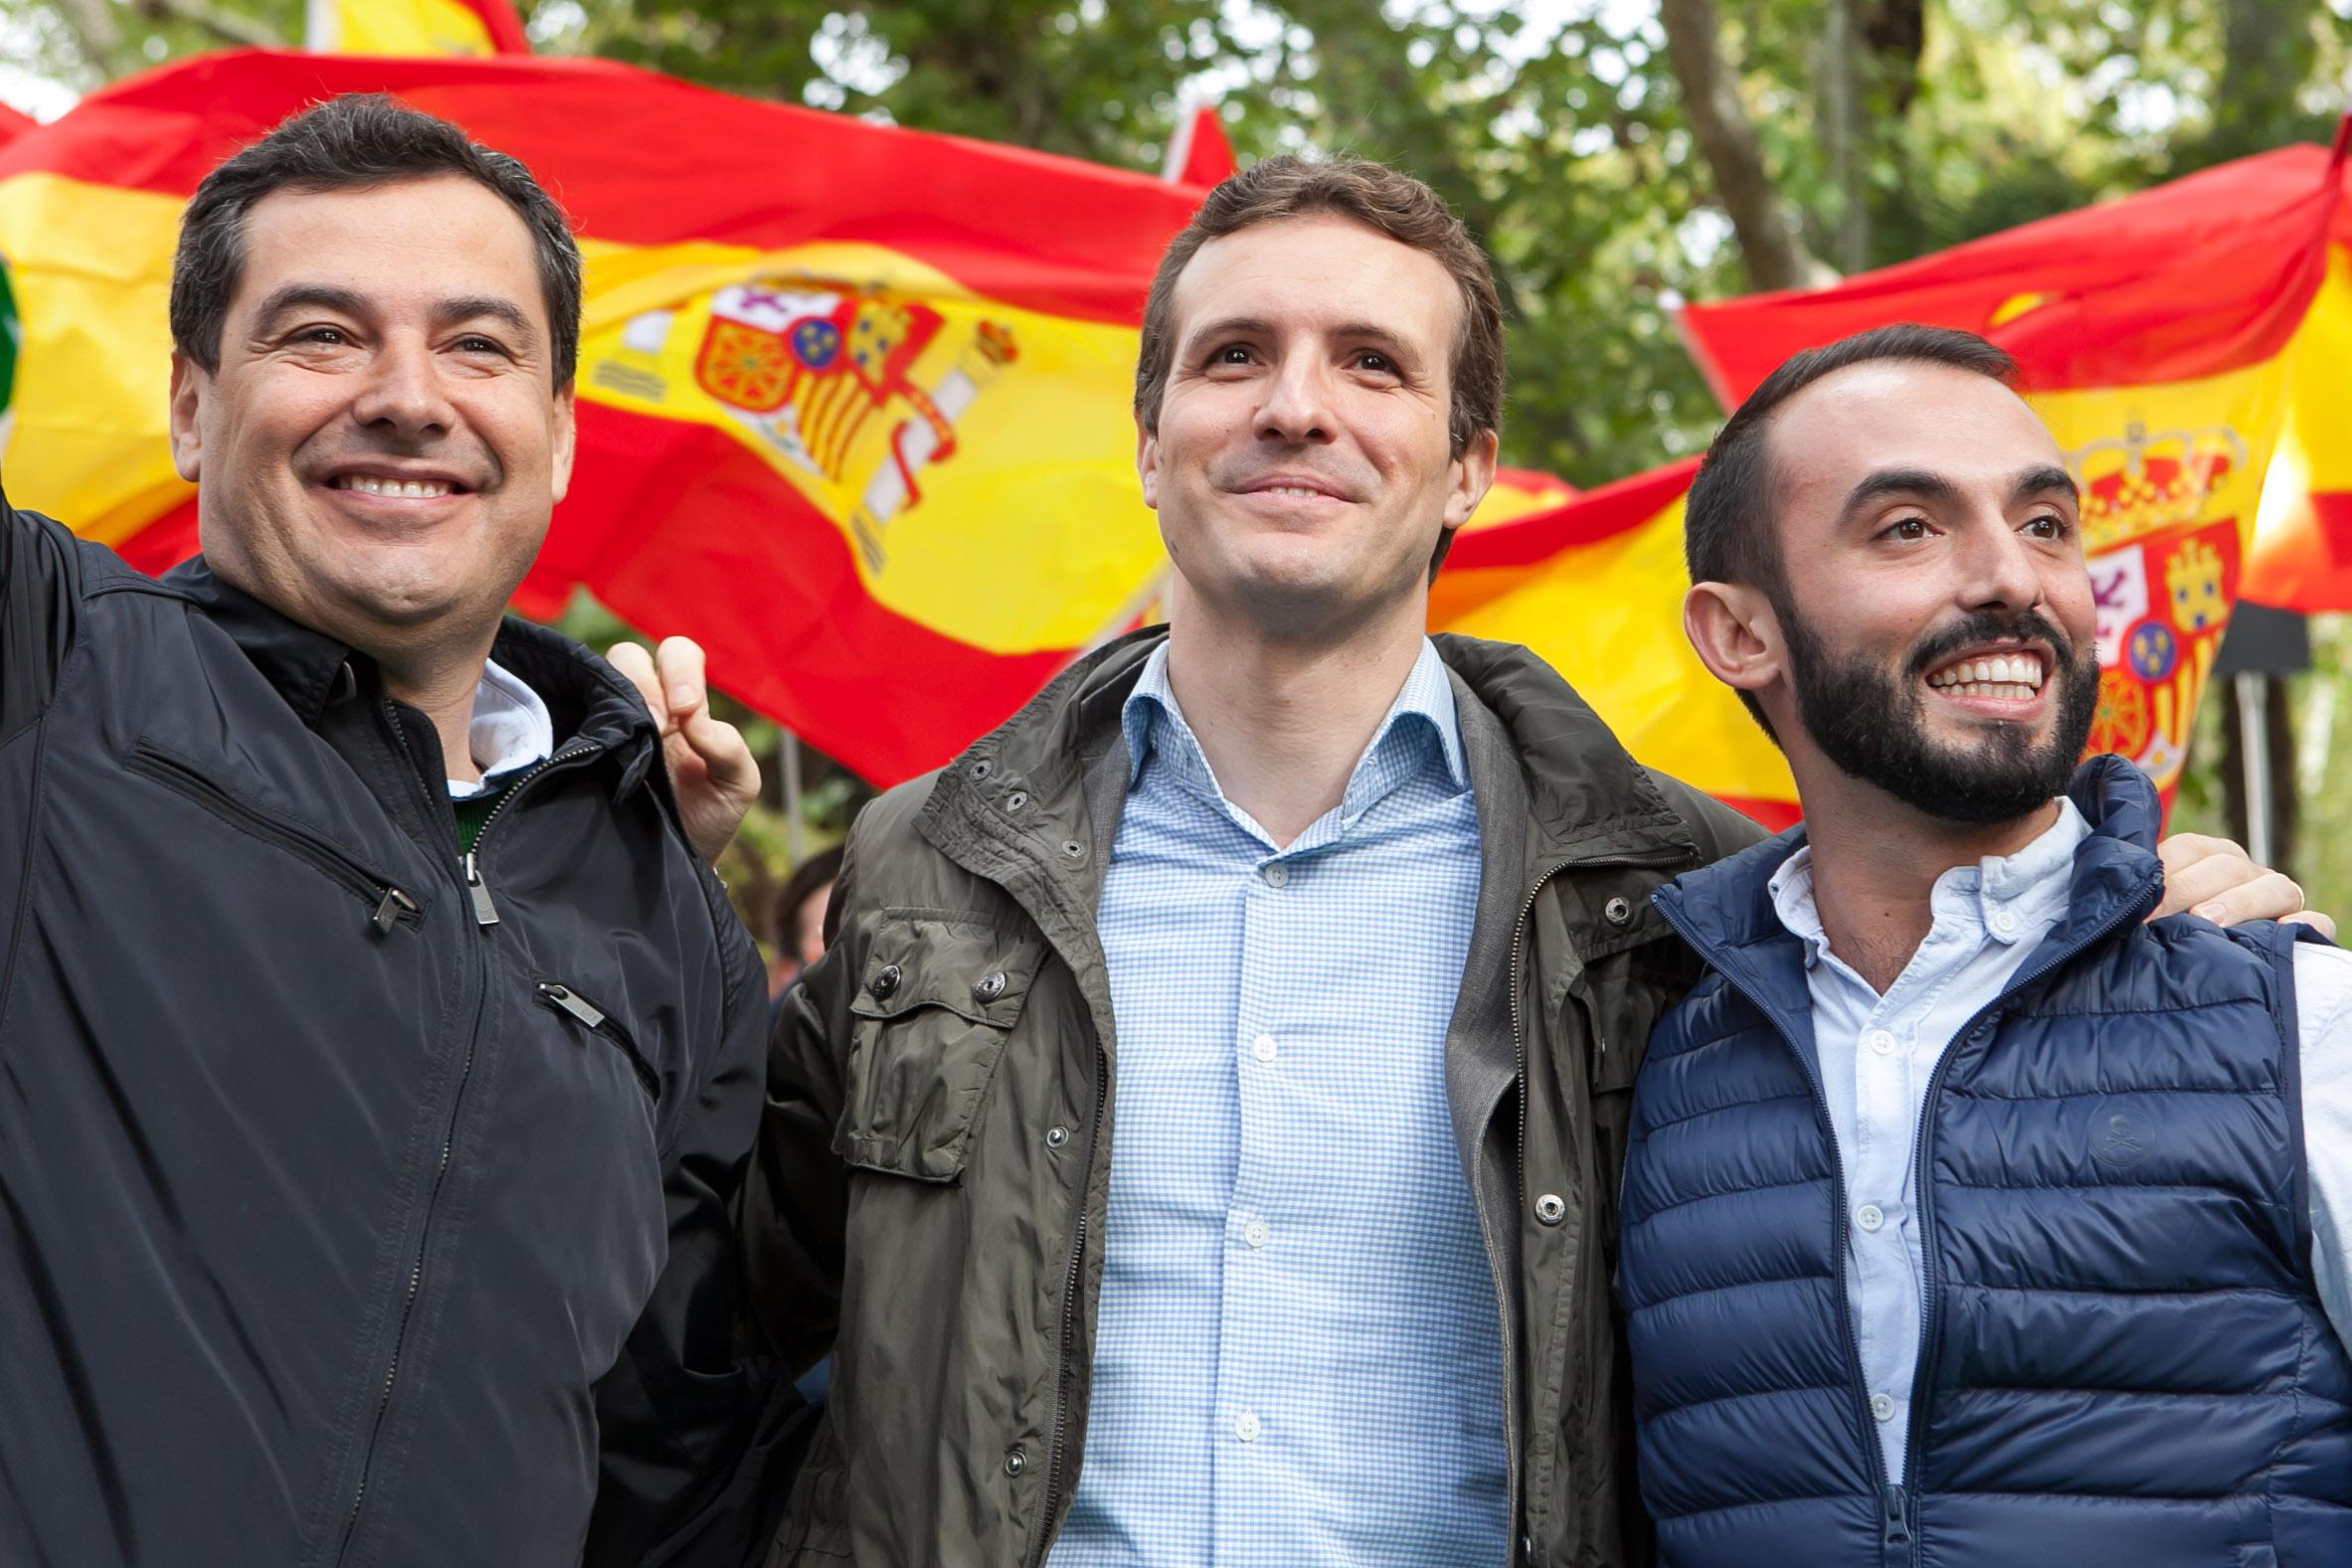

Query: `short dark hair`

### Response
(1684, 323, 2019, 735)
(1134, 154, 1506, 574)
(771, 843, 845, 954)
(170, 93, 583, 388)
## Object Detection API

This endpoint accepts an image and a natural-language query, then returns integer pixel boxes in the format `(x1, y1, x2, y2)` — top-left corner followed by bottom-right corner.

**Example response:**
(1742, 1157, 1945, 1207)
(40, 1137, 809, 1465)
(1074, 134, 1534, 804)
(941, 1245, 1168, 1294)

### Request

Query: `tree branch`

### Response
(133, 0, 285, 50)
(1658, 0, 1833, 292)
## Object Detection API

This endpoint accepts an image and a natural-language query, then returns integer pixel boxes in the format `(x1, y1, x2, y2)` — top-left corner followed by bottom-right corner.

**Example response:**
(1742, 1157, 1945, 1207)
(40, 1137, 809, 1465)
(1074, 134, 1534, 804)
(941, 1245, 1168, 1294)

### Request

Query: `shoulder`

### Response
(2296, 939, 2352, 1038)
(1641, 768, 1772, 866)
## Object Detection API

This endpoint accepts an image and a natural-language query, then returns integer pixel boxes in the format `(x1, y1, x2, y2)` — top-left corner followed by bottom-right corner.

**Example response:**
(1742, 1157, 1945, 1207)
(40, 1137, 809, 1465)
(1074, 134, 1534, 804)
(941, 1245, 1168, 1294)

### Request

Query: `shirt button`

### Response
(1868, 1028, 1898, 1056)
(1262, 863, 1289, 888)
(1251, 1033, 1278, 1064)
(1244, 1220, 1270, 1249)
(1992, 908, 2018, 936)
(1234, 1411, 1262, 1443)
(1856, 1203, 1885, 1233)
(1871, 1392, 1897, 1422)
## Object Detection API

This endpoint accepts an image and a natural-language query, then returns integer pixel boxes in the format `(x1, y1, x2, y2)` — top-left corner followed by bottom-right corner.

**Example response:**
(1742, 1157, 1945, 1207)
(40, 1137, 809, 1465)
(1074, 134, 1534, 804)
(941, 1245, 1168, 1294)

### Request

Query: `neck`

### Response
(1794, 767, 2060, 992)
(1162, 590, 1429, 847)
(380, 644, 491, 786)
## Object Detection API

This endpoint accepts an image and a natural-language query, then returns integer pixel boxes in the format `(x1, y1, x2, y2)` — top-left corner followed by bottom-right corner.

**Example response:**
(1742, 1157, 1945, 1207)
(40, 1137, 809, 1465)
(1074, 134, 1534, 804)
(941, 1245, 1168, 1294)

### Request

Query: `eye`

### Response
(1884, 515, 1931, 542)
(292, 325, 349, 346)
(1352, 349, 1395, 374)
(2023, 513, 2068, 540)
(1210, 343, 1254, 366)
(453, 334, 507, 356)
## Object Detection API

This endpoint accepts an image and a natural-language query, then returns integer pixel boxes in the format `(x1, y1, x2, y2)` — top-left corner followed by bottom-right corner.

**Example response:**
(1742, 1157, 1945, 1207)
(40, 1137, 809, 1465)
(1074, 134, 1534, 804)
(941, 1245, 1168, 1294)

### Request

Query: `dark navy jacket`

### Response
(0, 499, 799, 1565)
(1621, 757, 2352, 1566)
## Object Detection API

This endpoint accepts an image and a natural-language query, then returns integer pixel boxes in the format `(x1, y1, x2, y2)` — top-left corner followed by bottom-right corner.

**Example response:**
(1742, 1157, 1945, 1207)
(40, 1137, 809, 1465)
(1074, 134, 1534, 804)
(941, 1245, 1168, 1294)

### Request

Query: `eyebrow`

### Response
(1837, 462, 2080, 522)
(249, 284, 540, 347)
(1178, 313, 1416, 359)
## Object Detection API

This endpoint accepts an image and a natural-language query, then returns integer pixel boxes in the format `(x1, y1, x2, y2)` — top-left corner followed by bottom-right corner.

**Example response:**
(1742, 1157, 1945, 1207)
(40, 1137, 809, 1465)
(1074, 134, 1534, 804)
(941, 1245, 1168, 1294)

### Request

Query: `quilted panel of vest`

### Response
(836, 911, 1045, 1182)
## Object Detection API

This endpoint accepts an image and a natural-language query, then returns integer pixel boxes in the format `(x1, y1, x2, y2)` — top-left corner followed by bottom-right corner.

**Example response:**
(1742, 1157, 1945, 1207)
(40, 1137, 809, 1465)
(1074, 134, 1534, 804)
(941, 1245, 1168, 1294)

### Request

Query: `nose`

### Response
(1954, 511, 2043, 614)
(1255, 351, 1337, 445)
(348, 331, 456, 441)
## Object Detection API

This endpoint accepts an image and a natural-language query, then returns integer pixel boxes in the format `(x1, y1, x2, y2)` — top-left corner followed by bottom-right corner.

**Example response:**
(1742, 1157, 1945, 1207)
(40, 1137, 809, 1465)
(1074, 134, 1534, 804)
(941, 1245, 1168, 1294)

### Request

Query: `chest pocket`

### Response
(836, 913, 1043, 1183)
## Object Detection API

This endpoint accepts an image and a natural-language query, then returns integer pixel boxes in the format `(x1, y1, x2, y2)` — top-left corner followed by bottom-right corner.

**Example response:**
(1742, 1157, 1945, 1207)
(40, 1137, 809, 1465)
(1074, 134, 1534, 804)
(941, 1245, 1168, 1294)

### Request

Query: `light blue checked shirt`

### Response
(1048, 637, 1509, 1568)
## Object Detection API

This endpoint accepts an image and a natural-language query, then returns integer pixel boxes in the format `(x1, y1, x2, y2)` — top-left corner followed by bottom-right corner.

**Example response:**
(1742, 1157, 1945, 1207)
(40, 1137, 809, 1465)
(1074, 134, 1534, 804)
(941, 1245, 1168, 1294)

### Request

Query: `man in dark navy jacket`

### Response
(1618, 324, 2352, 1566)
(0, 96, 797, 1564)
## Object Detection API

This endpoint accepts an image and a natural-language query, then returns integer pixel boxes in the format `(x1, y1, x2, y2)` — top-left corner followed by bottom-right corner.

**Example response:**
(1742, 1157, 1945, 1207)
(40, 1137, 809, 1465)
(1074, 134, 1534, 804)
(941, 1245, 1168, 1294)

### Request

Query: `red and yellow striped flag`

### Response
(1652, 137, 2344, 814)
(0, 49, 1220, 784)
(2245, 192, 2352, 613)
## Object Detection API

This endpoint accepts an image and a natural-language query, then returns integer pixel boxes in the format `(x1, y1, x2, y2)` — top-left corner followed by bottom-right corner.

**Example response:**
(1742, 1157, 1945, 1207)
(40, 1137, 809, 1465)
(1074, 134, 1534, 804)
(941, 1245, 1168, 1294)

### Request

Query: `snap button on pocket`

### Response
(1535, 1192, 1567, 1226)
(1005, 790, 1029, 812)
(1603, 897, 1633, 925)
(974, 970, 1007, 1003)
(869, 963, 903, 1000)
(1046, 1126, 1069, 1149)
(1003, 1448, 1027, 1477)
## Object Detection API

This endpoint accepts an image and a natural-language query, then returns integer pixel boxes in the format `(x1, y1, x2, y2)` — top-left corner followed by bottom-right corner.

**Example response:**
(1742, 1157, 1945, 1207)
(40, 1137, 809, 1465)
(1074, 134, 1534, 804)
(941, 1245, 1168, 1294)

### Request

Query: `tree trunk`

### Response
(1659, 0, 1833, 292)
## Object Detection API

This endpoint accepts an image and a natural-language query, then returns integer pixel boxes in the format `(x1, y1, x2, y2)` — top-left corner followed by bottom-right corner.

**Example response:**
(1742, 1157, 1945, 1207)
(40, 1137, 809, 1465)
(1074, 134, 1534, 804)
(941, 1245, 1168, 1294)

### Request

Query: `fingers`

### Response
(606, 639, 666, 723)
(681, 701, 761, 795)
(653, 636, 709, 722)
(2287, 910, 2340, 942)
(2163, 865, 2305, 928)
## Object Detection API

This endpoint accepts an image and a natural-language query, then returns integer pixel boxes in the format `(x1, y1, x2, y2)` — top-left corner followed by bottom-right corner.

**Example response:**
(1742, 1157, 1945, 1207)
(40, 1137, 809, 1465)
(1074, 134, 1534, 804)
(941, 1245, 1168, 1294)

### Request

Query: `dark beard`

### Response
(1780, 603, 2100, 826)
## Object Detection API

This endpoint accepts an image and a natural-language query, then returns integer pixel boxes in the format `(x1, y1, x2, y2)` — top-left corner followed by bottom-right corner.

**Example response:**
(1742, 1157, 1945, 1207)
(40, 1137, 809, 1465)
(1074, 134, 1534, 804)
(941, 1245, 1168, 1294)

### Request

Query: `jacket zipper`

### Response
(1893, 879, 2154, 1562)
(1503, 846, 1688, 1565)
(334, 709, 600, 1561)
(127, 747, 422, 935)
(1651, 897, 1897, 1557)
(1026, 1031, 1109, 1568)
(455, 741, 597, 928)
(537, 980, 661, 1103)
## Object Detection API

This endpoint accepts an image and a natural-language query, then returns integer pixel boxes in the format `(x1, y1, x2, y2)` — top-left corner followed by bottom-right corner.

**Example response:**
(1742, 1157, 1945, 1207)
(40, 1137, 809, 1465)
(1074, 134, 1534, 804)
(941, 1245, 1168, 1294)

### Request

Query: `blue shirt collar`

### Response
(1121, 636, 1469, 822)
(1767, 796, 2090, 968)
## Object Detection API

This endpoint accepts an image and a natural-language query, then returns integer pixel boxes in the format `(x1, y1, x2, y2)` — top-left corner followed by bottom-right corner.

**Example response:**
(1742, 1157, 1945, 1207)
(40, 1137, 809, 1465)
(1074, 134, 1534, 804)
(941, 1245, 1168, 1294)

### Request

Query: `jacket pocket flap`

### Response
(835, 914, 1042, 1182)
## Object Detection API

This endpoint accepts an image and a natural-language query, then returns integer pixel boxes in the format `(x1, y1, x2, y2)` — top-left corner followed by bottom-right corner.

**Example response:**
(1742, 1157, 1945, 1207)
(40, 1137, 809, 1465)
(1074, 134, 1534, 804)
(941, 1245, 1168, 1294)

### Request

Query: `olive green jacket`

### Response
(744, 629, 1764, 1567)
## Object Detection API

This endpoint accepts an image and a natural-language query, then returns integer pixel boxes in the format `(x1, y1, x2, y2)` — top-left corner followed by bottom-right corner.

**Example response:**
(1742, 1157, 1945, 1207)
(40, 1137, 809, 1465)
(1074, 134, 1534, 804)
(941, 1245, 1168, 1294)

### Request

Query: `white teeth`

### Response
(1265, 485, 1323, 499)
(1930, 652, 2046, 692)
(334, 474, 452, 498)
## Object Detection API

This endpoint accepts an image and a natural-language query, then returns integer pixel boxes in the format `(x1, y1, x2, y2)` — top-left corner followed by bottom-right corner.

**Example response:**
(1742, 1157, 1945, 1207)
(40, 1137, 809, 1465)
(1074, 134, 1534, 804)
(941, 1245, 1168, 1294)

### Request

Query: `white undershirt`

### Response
(445, 657, 554, 800)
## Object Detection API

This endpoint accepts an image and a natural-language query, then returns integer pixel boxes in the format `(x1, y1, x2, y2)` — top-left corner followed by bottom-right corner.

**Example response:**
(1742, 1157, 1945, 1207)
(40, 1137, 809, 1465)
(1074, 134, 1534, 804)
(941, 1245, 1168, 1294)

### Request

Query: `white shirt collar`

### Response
(447, 657, 554, 799)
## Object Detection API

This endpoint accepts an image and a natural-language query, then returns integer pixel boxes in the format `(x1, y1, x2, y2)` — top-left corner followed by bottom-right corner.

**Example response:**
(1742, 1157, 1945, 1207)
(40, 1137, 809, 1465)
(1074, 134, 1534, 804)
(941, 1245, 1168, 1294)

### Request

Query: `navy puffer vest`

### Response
(1620, 758, 2352, 1566)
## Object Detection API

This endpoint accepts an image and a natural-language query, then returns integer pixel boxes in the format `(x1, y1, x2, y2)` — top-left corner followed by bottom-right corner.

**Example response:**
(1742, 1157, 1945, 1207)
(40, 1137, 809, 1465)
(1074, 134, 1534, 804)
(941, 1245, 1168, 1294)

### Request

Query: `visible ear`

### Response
(548, 382, 578, 503)
(1443, 426, 1499, 534)
(167, 353, 206, 482)
(1683, 580, 1784, 699)
(1135, 409, 1160, 510)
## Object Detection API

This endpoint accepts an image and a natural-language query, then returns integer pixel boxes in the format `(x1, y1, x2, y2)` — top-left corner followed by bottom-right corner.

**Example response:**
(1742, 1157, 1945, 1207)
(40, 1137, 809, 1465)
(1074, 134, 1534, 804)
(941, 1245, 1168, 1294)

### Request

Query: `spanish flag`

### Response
(0, 49, 1218, 784)
(2244, 204, 2352, 613)
(1656, 135, 2343, 812)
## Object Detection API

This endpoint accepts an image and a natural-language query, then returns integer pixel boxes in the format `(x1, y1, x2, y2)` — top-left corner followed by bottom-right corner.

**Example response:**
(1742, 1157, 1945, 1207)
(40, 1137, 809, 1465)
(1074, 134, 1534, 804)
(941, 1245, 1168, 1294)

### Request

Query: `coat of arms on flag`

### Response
(2073, 421, 2250, 791)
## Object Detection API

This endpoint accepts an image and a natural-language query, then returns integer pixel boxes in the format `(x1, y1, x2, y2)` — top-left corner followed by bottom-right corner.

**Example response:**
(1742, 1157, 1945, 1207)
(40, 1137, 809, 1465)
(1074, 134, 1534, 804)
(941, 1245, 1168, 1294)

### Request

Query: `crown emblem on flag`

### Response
(2069, 421, 2245, 554)
(2164, 536, 2228, 632)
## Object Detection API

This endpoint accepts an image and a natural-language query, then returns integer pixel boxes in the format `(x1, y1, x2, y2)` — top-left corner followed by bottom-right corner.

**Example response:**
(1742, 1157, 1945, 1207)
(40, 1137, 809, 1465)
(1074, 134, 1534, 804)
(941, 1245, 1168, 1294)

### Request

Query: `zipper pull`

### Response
(537, 981, 607, 1029)
(462, 851, 500, 927)
(1882, 1482, 1911, 1549)
(369, 885, 420, 937)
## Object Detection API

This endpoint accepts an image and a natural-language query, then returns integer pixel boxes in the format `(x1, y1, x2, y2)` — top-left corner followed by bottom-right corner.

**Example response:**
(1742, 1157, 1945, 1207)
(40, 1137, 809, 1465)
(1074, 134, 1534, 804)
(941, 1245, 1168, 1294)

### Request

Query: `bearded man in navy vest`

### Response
(1618, 323, 2352, 1567)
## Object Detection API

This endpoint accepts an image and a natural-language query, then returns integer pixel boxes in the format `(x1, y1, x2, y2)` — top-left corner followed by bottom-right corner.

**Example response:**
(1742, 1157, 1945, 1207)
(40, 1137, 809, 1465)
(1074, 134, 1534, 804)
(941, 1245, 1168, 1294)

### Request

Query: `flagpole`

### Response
(780, 731, 805, 862)
(2234, 672, 2274, 869)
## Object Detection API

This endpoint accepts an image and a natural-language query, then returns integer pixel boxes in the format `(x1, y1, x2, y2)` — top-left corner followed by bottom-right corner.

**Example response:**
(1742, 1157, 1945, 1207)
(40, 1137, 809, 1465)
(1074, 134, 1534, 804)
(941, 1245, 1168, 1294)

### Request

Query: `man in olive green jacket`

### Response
(743, 158, 2303, 1568)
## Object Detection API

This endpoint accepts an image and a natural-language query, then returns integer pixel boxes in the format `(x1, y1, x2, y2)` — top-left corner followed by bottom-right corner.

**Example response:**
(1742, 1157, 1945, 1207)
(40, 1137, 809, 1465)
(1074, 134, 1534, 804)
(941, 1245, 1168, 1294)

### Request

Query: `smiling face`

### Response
(168, 174, 575, 666)
(1755, 360, 2100, 823)
(1138, 213, 1495, 642)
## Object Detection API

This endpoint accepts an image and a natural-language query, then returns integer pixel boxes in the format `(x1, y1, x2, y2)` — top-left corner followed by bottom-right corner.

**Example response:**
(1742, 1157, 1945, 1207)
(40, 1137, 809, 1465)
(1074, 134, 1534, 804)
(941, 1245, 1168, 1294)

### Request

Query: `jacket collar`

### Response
(922, 626, 1703, 884)
(162, 554, 660, 784)
(1653, 754, 2167, 1032)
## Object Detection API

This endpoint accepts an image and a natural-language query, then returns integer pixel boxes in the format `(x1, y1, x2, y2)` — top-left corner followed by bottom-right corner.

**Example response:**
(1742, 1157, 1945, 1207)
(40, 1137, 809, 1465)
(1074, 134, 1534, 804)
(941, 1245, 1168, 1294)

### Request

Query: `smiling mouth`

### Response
(1924, 650, 2049, 701)
(327, 474, 463, 499)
